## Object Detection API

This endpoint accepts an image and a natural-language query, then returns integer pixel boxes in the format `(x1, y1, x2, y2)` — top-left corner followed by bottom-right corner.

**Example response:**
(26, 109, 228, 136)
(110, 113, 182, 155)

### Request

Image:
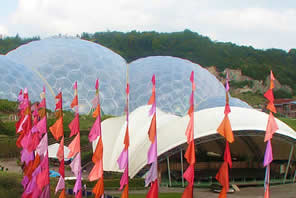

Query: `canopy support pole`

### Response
(284, 144, 294, 184)
(180, 149, 184, 187)
(167, 156, 172, 187)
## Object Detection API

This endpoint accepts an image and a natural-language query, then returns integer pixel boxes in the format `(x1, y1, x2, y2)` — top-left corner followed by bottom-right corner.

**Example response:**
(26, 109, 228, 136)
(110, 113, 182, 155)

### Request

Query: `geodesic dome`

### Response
(0, 55, 44, 103)
(7, 37, 126, 115)
(129, 56, 250, 115)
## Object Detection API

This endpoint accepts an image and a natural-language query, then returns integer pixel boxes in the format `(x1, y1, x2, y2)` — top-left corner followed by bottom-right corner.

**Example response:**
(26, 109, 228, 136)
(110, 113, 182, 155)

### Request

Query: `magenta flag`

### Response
(22, 176, 29, 188)
(264, 140, 273, 167)
(145, 161, 158, 187)
(88, 115, 101, 142)
(37, 117, 47, 135)
(147, 141, 157, 164)
(24, 176, 36, 194)
(117, 149, 128, 170)
(119, 167, 128, 190)
(55, 176, 65, 194)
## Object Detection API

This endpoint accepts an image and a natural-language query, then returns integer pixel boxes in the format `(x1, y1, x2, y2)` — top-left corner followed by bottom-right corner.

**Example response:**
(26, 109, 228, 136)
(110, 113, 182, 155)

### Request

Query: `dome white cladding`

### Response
(129, 56, 250, 115)
(0, 55, 44, 103)
(7, 37, 127, 115)
(97, 105, 296, 178)
(6, 37, 249, 115)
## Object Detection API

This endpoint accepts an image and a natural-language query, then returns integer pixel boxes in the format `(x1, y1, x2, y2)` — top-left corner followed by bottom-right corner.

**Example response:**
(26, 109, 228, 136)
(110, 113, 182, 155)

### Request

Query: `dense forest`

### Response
(1, 30, 295, 93)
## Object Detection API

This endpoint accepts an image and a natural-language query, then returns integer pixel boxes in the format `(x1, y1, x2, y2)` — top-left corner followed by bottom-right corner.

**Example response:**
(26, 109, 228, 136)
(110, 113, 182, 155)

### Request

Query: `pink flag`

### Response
(183, 164, 194, 186)
(270, 71, 275, 81)
(88, 160, 103, 181)
(224, 141, 232, 168)
(22, 176, 29, 188)
(70, 153, 81, 177)
(152, 74, 155, 85)
(88, 115, 101, 142)
(119, 167, 128, 190)
(224, 103, 231, 115)
(21, 149, 34, 164)
(67, 135, 80, 158)
(117, 149, 128, 170)
(39, 184, 50, 198)
(55, 176, 65, 194)
(145, 161, 158, 187)
(39, 99, 46, 108)
(73, 172, 82, 194)
(24, 176, 36, 194)
(264, 113, 279, 142)
(36, 117, 47, 135)
(37, 168, 49, 190)
(91, 95, 99, 109)
(190, 71, 194, 83)
(149, 102, 156, 116)
(147, 141, 157, 164)
(95, 79, 99, 90)
(73, 81, 78, 89)
(21, 131, 31, 149)
(57, 137, 64, 162)
(69, 114, 80, 137)
(36, 133, 48, 156)
(264, 140, 273, 167)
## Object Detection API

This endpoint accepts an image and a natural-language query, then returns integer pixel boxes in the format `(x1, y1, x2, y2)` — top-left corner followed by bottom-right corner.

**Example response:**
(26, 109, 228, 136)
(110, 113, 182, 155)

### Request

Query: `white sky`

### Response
(0, 0, 295, 51)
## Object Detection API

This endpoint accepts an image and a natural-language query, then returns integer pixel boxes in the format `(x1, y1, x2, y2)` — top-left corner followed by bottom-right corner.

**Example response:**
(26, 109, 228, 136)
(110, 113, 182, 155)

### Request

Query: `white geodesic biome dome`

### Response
(5, 37, 249, 115)
(7, 37, 127, 115)
(0, 55, 44, 103)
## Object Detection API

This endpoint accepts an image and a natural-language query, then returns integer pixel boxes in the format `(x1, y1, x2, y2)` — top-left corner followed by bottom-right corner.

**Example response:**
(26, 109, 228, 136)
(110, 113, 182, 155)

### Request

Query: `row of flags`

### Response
(15, 71, 277, 198)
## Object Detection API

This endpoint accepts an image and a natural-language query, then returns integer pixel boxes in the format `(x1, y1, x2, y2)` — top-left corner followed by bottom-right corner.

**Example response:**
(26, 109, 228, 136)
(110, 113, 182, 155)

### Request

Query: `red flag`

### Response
(184, 141, 195, 165)
(264, 89, 274, 103)
(59, 159, 65, 178)
(181, 185, 193, 198)
(224, 142, 232, 168)
(146, 180, 158, 198)
(69, 114, 80, 137)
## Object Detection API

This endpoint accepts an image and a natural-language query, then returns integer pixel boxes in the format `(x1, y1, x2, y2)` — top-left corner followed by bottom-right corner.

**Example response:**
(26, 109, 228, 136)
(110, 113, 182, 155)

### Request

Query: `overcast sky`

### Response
(0, 0, 295, 51)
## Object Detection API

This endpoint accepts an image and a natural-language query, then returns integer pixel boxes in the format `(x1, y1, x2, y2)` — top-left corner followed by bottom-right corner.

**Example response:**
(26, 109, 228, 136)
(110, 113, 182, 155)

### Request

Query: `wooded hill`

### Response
(1, 30, 295, 94)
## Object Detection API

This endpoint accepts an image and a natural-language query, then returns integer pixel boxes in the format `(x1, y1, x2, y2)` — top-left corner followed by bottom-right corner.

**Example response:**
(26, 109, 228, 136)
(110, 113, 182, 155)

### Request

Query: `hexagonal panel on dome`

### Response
(129, 56, 250, 115)
(0, 55, 45, 104)
(7, 37, 126, 115)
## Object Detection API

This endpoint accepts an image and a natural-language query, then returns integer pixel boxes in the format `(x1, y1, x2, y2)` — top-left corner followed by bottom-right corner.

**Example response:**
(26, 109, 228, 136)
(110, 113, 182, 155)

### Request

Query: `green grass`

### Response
(278, 117, 296, 131)
(231, 91, 266, 107)
(110, 193, 182, 198)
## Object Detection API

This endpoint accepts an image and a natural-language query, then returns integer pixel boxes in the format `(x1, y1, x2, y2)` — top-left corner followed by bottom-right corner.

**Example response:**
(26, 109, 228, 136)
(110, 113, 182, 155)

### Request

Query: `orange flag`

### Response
(216, 161, 229, 193)
(184, 141, 195, 165)
(71, 95, 78, 108)
(121, 184, 129, 198)
(148, 114, 156, 142)
(181, 185, 193, 198)
(93, 178, 104, 198)
(49, 117, 64, 141)
(88, 161, 103, 181)
(92, 104, 100, 118)
(58, 189, 65, 198)
(67, 135, 80, 158)
(266, 102, 276, 113)
(124, 126, 129, 149)
(57, 137, 64, 161)
(217, 115, 234, 143)
(92, 137, 103, 163)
